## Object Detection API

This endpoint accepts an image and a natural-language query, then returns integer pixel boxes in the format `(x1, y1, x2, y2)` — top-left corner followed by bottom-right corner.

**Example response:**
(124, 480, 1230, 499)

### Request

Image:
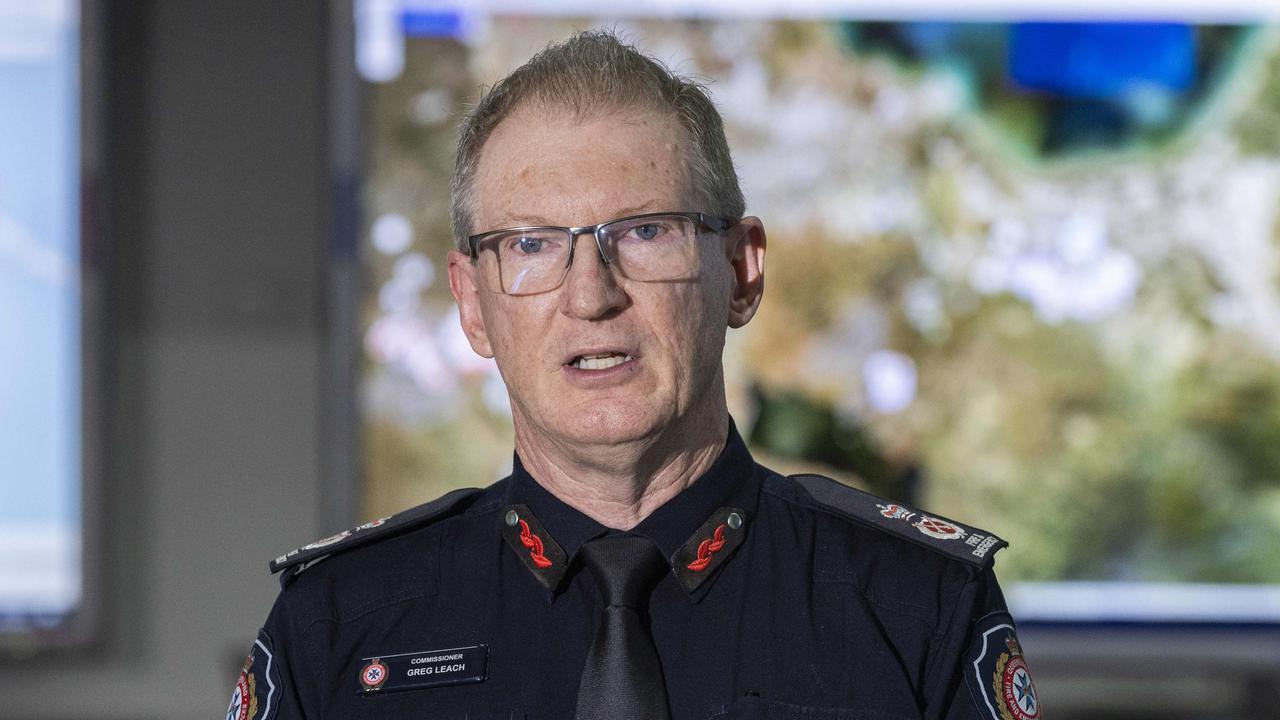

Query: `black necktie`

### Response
(574, 535, 672, 720)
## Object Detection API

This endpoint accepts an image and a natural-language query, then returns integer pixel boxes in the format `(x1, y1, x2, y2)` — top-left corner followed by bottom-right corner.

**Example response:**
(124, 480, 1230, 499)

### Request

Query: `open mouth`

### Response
(569, 352, 633, 370)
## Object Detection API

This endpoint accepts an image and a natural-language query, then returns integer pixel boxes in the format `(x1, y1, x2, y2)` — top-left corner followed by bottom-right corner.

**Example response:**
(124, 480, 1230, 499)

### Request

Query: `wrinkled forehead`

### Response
(471, 103, 697, 228)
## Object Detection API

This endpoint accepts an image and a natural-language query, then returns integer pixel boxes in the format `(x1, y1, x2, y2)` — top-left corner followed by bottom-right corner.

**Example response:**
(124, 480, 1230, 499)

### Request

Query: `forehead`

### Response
(472, 105, 691, 228)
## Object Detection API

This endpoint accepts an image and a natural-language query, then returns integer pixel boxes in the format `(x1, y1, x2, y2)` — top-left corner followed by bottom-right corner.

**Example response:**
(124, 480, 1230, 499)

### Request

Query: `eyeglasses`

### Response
(467, 211, 736, 296)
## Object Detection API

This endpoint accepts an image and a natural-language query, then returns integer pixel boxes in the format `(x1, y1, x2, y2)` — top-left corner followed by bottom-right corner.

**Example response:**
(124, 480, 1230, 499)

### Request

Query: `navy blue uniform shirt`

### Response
(228, 425, 1041, 720)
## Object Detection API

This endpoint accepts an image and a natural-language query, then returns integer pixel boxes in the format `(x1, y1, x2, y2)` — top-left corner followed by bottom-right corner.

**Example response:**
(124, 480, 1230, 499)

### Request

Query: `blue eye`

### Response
(516, 236, 543, 254)
(634, 224, 661, 241)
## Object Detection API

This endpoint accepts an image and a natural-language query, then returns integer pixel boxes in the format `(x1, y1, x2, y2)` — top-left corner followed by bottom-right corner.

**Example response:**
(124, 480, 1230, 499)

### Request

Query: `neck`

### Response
(512, 401, 730, 531)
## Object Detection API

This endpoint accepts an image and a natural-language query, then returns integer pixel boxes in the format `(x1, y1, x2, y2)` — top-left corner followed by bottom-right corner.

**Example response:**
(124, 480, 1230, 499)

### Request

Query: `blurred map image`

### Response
(357, 13, 1280, 600)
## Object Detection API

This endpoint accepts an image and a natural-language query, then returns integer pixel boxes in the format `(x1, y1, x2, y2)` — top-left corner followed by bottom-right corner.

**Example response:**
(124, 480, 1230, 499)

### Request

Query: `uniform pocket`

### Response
(708, 695, 919, 720)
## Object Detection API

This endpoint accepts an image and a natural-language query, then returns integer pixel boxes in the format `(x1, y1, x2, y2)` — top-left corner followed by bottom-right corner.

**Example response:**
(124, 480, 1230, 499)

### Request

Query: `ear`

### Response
(447, 249, 495, 358)
(725, 216, 766, 329)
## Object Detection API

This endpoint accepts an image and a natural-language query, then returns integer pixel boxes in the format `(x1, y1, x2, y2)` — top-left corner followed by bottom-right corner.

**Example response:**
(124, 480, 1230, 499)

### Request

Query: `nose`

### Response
(558, 233, 627, 320)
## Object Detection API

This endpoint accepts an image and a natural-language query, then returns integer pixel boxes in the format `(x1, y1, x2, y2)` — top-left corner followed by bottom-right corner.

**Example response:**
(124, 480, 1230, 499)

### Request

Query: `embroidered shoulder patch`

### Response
(965, 613, 1042, 720)
(671, 506, 749, 593)
(225, 629, 282, 720)
(500, 504, 568, 590)
(269, 487, 482, 576)
(790, 474, 1007, 567)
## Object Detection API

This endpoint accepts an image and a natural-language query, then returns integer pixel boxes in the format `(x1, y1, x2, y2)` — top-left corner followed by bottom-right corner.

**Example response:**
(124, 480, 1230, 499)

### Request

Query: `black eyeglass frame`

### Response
(466, 211, 737, 276)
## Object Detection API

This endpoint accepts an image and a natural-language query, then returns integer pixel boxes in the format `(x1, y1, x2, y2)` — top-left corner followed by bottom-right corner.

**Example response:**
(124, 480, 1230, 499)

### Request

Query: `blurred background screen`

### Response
(0, 0, 85, 645)
(353, 0, 1280, 627)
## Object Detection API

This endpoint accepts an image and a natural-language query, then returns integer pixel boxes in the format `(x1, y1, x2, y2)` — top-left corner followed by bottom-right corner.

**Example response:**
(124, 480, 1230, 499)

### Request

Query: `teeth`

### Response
(573, 353, 632, 370)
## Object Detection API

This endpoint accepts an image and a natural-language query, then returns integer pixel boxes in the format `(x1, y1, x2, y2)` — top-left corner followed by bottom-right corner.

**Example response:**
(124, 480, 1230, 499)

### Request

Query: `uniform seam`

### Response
(859, 589, 938, 625)
(283, 516, 469, 630)
(931, 572, 980, 641)
(424, 506, 492, 535)
(463, 494, 504, 518)
(296, 611, 340, 639)
(814, 563, 935, 621)
(337, 587, 434, 624)
(291, 509, 504, 629)
(295, 588, 437, 636)
(341, 589, 434, 624)
(917, 572, 984, 713)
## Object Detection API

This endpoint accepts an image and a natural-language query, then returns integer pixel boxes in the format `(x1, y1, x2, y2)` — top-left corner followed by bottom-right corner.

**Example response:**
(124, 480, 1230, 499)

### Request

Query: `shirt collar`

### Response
(501, 418, 761, 600)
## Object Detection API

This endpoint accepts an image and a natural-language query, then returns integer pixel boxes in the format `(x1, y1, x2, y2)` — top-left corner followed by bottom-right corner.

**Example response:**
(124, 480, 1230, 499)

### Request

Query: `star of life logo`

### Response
(996, 635, 1040, 720)
(225, 662, 256, 720)
(225, 684, 246, 720)
(1003, 661, 1039, 719)
(361, 660, 389, 690)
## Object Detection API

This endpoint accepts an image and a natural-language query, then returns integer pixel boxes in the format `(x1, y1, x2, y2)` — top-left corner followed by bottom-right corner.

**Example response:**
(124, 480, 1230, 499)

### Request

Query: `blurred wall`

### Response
(0, 2, 337, 717)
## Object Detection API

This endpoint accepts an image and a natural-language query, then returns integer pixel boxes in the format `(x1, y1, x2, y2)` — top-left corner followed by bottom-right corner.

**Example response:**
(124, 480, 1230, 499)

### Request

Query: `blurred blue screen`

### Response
(1011, 22, 1196, 97)
(0, 1, 82, 636)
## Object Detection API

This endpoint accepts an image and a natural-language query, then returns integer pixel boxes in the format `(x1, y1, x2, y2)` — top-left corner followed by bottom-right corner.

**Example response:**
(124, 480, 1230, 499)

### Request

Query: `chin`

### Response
(551, 401, 667, 448)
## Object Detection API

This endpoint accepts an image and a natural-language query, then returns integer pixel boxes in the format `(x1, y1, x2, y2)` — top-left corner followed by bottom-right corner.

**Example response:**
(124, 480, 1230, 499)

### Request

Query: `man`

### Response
(229, 30, 1039, 720)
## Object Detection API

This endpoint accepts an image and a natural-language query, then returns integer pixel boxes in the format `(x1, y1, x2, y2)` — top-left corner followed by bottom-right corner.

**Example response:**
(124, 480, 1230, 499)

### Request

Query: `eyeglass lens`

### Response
(477, 214, 702, 295)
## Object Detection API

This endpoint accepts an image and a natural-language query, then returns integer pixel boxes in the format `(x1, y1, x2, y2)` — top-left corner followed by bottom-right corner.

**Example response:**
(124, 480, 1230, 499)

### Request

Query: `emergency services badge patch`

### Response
(226, 629, 281, 720)
(965, 613, 1041, 720)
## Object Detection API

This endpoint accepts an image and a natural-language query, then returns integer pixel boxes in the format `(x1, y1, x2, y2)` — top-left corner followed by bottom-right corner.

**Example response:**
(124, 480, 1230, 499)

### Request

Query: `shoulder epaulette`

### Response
(790, 473, 1007, 568)
(269, 487, 483, 576)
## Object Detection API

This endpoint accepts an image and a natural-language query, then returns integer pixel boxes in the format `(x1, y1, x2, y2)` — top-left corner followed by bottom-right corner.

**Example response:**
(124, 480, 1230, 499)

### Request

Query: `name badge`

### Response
(357, 644, 488, 695)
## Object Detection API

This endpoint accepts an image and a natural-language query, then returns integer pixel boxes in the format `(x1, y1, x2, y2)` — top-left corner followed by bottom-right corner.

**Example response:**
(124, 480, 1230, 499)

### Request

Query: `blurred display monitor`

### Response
(0, 0, 99, 652)
(353, 0, 1280, 629)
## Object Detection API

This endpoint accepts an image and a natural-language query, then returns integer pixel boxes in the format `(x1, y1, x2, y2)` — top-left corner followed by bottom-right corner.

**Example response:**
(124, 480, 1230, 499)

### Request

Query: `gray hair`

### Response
(450, 30, 745, 250)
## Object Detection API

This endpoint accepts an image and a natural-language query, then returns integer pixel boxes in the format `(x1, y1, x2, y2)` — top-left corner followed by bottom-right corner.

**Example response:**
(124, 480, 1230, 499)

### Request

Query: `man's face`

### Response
(448, 106, 759, 453)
